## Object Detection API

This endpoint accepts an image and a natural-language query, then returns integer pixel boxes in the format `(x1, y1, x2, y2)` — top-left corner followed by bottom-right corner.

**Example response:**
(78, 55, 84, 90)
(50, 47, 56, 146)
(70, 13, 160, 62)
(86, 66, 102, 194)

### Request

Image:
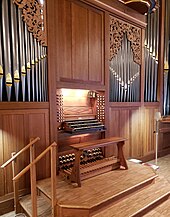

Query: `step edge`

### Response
(130, 191, 170, 217)
(58, 174, 158, 210)
(90, 175, 158, 213)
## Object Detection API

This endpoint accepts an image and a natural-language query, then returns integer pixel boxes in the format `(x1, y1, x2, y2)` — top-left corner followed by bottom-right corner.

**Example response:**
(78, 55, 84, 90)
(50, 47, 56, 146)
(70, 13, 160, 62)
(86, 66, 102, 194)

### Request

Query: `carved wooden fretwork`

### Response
(13, 0, 47, 46)
(110, 16, 141, 65)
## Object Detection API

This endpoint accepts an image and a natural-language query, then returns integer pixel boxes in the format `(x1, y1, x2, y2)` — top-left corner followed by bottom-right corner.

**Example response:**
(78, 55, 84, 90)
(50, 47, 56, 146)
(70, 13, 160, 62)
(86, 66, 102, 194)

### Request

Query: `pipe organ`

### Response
(109, 16, 141, 102)
(144, 6, 159, 102)
(0, 0, 48, 102)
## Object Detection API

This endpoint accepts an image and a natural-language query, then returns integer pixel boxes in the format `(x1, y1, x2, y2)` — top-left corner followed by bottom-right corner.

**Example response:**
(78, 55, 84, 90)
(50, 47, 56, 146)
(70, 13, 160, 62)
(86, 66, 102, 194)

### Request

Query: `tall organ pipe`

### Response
(18, 8, 26, 101)
(2, 0, 12, 101)
(30, 32, 35, 102)
(144, 8, 159, 102)
(10, 0, 20, 101)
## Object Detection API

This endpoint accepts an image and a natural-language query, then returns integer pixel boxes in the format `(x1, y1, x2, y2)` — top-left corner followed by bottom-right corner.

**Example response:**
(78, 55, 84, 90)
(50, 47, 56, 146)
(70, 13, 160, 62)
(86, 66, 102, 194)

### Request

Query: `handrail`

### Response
(1, 137, 40, 169)
(13, 142, 57, 181)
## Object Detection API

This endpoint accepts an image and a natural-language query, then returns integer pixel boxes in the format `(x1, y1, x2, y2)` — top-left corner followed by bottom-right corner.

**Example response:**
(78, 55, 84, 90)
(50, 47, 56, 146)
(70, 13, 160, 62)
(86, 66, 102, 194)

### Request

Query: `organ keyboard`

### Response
(61, 119, 105, 133)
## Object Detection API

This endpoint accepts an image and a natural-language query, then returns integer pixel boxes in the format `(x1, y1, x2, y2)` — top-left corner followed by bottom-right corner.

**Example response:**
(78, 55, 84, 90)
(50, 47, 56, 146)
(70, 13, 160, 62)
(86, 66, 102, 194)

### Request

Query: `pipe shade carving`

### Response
(110, 16, 141, 65)
(13, 0, 47, 45)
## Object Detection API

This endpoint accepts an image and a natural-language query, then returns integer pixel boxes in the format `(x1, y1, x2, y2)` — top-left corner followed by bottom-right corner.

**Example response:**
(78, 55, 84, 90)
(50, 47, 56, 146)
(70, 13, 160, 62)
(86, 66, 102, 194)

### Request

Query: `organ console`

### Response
(56, 89, 128, 186)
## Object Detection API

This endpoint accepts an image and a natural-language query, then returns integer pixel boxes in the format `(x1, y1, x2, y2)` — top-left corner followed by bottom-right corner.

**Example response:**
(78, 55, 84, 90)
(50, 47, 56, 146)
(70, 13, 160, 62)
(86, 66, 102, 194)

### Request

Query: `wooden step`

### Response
(92, 177, 170, 217)
(19, 195, 51, 217)
(36, 162, 158, 216)
(143, 194, 170, 217)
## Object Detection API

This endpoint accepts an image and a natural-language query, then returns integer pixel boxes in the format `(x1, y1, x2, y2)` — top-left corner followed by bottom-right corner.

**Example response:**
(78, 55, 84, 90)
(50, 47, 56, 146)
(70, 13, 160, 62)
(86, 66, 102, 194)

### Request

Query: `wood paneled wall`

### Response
(0, 104, 50, 214)
(107, 105, 159, 160)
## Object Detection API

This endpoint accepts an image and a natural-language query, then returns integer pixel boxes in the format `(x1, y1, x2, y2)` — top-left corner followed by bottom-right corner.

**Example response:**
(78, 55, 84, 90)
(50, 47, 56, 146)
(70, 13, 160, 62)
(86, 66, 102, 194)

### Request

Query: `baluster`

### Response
(30, 138, 37, 217)
(11, 152, 20, 214)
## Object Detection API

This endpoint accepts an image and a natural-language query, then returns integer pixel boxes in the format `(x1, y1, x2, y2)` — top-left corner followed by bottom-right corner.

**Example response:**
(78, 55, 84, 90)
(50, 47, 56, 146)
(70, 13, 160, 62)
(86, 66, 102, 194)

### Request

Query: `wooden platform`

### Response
(18, 162, 170, 217)
(37, 162, 159, 216)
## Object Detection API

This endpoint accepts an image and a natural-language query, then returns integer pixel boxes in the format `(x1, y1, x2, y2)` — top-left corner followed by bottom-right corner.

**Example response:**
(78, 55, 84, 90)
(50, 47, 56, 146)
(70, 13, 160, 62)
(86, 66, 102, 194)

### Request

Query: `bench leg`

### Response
(117, 141, 128, 169)
(70, 150, 82, 187)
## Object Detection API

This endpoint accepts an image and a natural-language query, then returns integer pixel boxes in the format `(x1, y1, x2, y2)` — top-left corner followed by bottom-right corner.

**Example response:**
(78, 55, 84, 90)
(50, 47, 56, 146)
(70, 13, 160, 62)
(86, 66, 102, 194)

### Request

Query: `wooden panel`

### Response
(72, 2, 88, 80)
(56, 0, 105, 87)
(106, 109, 120, 157)
(162, 133, 170, 149)
(108, 106, 159, 160)
(88, 9, 103, 83)
(27, 110, 50, 180)
(142, 108, 157, 155)
(120, 109, 130, 157)
(130, 108, 142, 158)
(109, 109, 120, 137)
(57, 0, 72, 80)
(2, 114, 26, 194)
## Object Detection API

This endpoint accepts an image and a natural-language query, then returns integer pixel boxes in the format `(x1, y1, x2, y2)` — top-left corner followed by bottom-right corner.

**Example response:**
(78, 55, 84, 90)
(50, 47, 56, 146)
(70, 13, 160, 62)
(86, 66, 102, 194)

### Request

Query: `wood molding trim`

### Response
(0, 102, 49, 110)
(81, 0, 146, 28)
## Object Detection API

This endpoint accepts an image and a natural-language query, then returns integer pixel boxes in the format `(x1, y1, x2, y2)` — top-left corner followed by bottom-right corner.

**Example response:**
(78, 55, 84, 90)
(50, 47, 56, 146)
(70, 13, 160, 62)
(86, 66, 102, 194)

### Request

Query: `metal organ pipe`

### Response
(30, 33, 35, 102)
(34, 39, 39, 102)
(24, 22, 31, 102)
(2, 0, 12, 101)
(10, 0, 20, 101)
(110, 34, 140, 102)
(144, 7, 159, 102)
(0, 0, 48, 102)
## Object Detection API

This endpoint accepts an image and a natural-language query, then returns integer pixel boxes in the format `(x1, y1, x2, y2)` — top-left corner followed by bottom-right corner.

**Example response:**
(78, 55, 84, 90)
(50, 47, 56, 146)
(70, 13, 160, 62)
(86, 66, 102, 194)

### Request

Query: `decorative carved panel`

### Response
(110, 16, 141, 65)
(13, 0, 47, 45)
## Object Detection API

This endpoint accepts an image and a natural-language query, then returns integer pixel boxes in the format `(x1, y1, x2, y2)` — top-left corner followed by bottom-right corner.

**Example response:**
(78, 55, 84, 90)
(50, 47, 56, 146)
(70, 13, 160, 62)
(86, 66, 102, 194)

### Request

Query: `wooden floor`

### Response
(2, 155, 170, 216)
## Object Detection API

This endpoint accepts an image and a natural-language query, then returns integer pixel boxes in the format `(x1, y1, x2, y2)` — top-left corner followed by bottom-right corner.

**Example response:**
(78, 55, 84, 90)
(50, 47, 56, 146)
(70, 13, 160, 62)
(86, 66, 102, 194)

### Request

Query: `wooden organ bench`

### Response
(61, 137, 128, 187)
